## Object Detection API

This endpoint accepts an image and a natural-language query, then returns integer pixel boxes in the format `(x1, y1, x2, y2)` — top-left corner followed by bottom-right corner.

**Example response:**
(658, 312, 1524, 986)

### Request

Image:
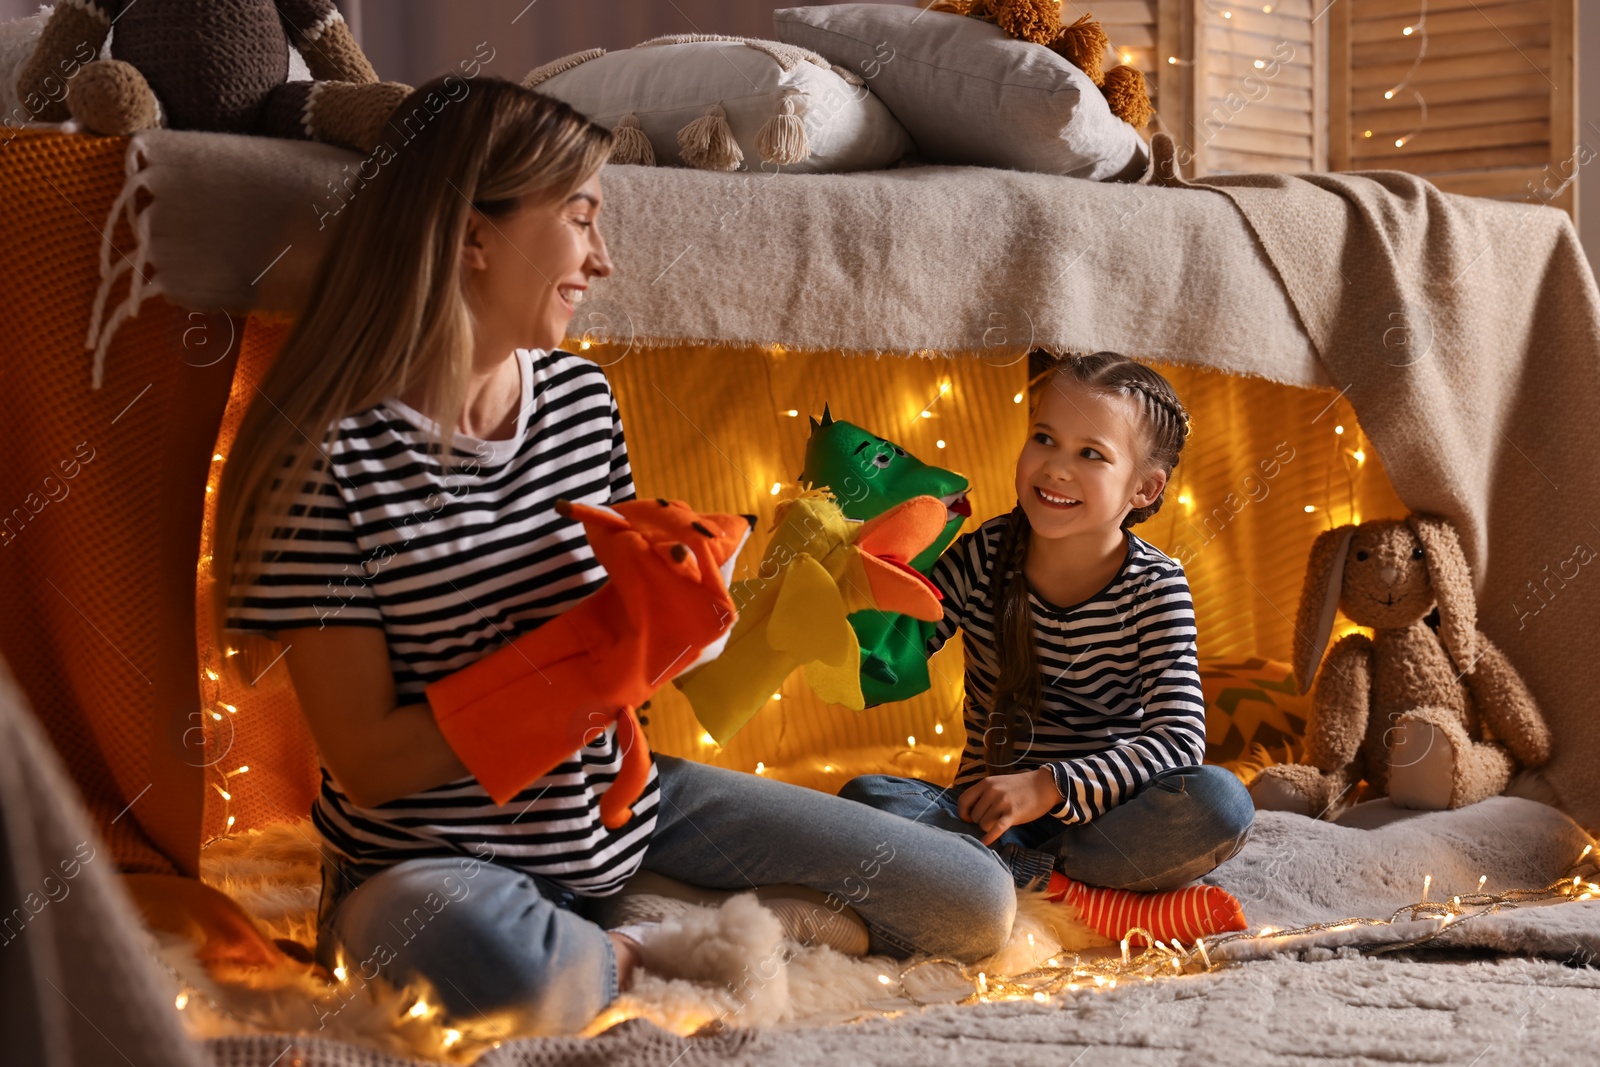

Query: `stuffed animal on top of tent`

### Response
(13, 0, 410, 151)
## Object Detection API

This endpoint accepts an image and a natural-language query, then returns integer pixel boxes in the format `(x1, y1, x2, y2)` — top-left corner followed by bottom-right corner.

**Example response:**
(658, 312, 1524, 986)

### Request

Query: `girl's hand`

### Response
(957, 769, 1063, 846)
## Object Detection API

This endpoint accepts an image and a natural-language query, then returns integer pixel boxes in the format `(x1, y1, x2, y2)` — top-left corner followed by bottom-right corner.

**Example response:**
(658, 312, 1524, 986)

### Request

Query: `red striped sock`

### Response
(1045, 872, 1246, 948)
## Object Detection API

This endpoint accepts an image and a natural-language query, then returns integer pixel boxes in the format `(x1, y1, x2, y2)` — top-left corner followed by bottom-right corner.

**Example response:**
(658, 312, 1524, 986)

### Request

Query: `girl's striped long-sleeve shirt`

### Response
(927, 514, 1207, 824)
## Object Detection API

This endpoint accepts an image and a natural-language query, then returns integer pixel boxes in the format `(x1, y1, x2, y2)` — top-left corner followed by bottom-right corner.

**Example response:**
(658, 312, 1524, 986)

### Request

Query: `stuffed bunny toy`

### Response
(1249, 513, 1552, 819)
(14, 0, 409, 152)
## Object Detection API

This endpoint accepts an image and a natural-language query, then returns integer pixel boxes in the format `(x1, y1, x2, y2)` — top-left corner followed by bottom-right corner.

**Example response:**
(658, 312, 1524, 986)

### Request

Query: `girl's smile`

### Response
(1015, 376, 1161, 545)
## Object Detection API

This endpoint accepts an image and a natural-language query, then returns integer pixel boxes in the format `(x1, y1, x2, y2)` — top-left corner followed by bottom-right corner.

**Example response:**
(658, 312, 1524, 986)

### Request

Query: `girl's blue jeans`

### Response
(839, 763, 1255, 894)
(310, 755, 1017, 1036)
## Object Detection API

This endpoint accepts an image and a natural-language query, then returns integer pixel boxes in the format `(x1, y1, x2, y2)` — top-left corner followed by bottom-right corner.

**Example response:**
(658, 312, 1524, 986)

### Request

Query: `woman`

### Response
(213, 75, 1015, 1036)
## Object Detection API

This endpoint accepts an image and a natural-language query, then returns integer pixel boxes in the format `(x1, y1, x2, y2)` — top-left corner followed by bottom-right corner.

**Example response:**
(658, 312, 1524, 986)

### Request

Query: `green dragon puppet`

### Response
(799, 406, 971, 705)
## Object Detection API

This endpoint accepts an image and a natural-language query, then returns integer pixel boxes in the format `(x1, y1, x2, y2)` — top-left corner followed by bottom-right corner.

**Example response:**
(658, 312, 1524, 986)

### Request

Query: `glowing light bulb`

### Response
(942, 754, 952, 763)
(1178, 493, 1191, 505)
(1395, 138, 1405, 148)
(699, 732, 715, 745)
(211, 711, 222, 721)
(1353, 450, 1365, 463)
(936, 439, 946, 449)
(234, 766, 249, 775)
(205, 668, 219, 681)
(824, 764, 833, 773)
(443, 1030, 462, 1048)
(212, 453, 224, 462)
(907, 736, 916, 746)
(226, 815, 235, 828)
(770, 482, 781, 496)
(755, 761, 766, 774)
(1364, 130, 1373, 138)
(877, 974, 892, 985)
(408, 998, 429, 1019)
(1223, 10, 1232, 17)
(1422, 874, 1432, 900)
(934, 723, 944, 734)
(939, 381, 951, 394)
(1303, 505, 1316, 513)
(1254, 59, 1265, 68)
(1403, 25, 1413, 35)
(919, 410, 932, 419)
(1013, 392, 1024, 404)
(1384, 90, 1395, 100)
(783, 409, 799, 417)
(1033, 991, 1048, 1002)
(1335, 424, 1345, 434)
(174, 992, 189, 1010)
(225, 648, 238, 656)
(579, 340, 591, 350)
(771, 692, 782, 701)
(1167, 56, 1177, 64)
(1121, 53, 1132, 64)
(334, 964, 348, 981)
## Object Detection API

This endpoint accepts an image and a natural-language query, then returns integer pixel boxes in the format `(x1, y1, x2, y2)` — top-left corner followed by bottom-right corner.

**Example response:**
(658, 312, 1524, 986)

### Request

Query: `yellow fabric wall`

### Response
(596, 344, 1409, 794)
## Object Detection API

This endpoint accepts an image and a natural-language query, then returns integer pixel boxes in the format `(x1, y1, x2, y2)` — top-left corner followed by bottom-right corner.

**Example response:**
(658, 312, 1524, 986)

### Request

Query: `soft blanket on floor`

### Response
(2, 649, 1595, 1065)
(82, 129, 1600, 832)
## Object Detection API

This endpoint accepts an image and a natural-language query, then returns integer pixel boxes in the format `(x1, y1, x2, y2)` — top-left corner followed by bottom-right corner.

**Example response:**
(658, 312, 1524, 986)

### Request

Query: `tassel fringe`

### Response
(678, 103, 743, 171)
(756, 92, 809, 166)
(610, 113, 656, 165)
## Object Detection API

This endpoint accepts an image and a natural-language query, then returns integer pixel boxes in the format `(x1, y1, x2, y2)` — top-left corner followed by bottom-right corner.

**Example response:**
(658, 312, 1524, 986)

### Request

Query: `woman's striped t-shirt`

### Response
(225, 348, 657, 895)
(928, 514, 1207, 824)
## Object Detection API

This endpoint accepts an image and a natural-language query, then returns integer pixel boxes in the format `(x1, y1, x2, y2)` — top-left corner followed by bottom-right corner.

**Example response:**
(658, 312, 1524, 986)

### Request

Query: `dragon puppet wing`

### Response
(676, 492, 945, 745)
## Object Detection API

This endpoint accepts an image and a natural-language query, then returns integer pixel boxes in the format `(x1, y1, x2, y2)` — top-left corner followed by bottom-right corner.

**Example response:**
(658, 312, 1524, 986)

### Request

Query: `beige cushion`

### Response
(526, 35, 913, 173)
(773, 4, 1147, 181)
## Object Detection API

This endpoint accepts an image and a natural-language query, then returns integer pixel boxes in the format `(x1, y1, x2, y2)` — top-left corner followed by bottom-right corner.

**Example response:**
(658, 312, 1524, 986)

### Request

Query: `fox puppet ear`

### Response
(554, 499, 631, 530)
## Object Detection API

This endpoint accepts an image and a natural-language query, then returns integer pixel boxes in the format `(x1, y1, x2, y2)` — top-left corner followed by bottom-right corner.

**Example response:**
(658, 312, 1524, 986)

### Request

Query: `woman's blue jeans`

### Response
(839, 764, 1255, 893)
(310, 755, 1017, 1036)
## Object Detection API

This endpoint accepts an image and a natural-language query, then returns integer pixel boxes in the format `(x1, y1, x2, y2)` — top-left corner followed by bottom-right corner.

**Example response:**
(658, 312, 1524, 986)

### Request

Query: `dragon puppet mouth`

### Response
(941, 491, 972, 521)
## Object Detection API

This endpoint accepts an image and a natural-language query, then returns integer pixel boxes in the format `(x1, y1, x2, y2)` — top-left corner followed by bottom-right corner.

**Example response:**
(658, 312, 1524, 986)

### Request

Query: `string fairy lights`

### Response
(887, 845, 1598, 1007)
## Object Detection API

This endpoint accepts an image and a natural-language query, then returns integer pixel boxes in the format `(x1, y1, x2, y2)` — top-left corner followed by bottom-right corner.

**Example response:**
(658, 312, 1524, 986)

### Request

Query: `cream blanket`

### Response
(93, 129, 1600, 831)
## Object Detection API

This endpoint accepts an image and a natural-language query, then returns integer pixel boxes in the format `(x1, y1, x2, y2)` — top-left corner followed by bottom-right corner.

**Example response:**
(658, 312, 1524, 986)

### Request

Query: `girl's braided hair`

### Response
(984, 351, 1191, 774)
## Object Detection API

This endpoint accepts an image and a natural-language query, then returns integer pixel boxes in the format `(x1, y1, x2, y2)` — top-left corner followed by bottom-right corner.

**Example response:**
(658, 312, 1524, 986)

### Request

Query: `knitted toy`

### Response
(426, 499, 752, 826)
(799, 407, 972, 705)
(929, 0, 1153, 128)
(14, 0, 410, 152)
(1249, 513, 1552, 820)
(677, 492, 948, 744)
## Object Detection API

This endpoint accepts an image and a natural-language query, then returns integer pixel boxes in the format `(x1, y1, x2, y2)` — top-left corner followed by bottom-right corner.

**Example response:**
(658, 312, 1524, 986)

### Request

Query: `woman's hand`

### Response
(957, 769, 1063, 846)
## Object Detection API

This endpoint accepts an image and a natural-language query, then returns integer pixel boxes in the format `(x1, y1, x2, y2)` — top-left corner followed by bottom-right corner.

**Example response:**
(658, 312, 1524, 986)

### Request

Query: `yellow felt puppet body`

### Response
(678, 492, 947, 744)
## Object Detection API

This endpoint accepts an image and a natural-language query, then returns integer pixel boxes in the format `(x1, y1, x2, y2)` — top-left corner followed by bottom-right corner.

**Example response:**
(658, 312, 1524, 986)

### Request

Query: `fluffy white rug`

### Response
(178, 818, 1107, 1058)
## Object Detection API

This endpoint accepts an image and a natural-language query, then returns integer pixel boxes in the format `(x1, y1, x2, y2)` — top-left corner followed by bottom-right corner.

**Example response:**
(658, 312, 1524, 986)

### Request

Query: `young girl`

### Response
(214, 76, 1016, 1037)
(842, 353, 1255, 946)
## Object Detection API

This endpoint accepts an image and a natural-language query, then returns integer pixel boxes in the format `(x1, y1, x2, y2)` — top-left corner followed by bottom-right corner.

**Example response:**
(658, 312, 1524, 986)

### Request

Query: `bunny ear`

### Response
(1293, 525, 1355, 694)
(1407, 513, 1479, 672)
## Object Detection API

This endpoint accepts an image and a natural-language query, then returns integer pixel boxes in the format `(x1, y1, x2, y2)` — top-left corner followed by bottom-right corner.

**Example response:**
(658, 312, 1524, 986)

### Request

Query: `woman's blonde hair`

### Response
(986, 351, 1191, 774)
(211, 75, 612, 680)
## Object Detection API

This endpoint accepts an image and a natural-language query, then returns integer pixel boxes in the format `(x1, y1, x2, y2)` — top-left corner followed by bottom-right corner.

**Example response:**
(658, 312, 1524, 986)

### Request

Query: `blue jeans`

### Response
(311, 755, 1016, 1035)
(839, 764, 1255, 893)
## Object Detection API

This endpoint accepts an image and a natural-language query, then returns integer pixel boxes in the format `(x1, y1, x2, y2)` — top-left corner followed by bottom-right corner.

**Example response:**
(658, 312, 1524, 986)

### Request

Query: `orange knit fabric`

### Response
(0, 130, 235, 875)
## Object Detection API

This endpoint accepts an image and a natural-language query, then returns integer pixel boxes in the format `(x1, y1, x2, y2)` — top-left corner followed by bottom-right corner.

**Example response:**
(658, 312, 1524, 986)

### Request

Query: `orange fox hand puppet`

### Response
(424, 498, 751, 826)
